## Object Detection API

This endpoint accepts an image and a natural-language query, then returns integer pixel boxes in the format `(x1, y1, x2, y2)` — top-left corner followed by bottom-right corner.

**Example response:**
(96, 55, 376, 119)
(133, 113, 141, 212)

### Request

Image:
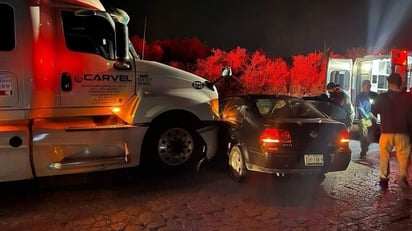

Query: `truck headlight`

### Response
(210, 98, 219, 119)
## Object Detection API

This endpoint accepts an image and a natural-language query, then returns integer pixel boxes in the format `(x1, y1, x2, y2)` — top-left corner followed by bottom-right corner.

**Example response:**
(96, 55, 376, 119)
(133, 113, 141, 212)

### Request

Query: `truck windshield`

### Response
(62, 11, 115, 60)
(0, 4, 14, 51)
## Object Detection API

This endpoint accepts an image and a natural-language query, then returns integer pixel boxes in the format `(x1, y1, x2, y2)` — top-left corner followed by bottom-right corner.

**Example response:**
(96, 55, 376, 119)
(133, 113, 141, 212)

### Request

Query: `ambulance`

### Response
(326, 49, 410, 106)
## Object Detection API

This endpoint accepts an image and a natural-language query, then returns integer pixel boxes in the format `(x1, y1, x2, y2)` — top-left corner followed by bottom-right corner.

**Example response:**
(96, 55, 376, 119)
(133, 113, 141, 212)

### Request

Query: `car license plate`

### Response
(304, 154, 324, 166)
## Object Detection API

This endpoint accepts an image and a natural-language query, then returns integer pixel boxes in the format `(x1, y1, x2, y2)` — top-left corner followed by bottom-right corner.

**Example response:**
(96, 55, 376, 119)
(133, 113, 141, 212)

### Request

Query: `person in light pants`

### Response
(372, 73, 412, 189)
(378, 133, 410, 187)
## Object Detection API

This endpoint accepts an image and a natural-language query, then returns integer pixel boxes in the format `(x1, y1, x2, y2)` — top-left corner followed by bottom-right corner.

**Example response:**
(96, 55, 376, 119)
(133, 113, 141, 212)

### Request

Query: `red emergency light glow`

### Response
(32, 5, 58, 108)
(391, 49, 407, 66)
(30, 0, 105, 11)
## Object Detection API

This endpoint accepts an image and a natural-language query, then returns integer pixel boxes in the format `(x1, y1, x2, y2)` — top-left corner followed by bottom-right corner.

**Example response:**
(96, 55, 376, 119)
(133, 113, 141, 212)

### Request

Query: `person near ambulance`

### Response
(372, 73, 412, 189)
(356, 80, 378, 160)
(326, 82, 355, 129)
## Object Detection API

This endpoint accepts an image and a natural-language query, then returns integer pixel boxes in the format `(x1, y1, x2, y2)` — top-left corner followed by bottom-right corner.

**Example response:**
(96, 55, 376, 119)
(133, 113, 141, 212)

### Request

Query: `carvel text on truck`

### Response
(0, 0, 221, 182)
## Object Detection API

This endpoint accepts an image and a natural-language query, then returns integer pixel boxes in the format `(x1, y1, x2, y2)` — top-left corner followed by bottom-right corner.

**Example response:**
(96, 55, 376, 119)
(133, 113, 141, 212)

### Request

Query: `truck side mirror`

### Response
(221, 66, 232, 77)
(110, 8, 131, 70)
(113, 22, 131, 70)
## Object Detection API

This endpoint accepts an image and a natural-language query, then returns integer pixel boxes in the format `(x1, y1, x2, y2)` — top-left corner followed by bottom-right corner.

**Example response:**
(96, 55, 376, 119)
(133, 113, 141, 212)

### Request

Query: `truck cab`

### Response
(0, 0, 220, 182)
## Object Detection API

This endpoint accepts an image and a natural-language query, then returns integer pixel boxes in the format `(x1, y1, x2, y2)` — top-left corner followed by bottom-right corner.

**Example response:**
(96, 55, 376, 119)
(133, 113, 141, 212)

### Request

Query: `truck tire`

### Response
(142, 123, 204, 173)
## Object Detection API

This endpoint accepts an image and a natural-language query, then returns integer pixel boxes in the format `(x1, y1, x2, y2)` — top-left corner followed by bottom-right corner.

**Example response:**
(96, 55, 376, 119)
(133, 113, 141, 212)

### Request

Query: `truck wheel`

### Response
(143, 124, 204, 173)
(228, 145, 248, 182)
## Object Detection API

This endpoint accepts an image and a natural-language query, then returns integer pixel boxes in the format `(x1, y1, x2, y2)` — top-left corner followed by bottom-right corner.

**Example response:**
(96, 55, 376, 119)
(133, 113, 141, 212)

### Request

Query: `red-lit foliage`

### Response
(130, 36, 163, 61)
(130, 35, 211, 70)
(194, 48, 250, 97)
(289, 52, 326, 96)
(131, 36, 366, 97)
(153, 37, 211, 63)
(194, 49, 227, 82)
(242, 51, 289, 95)
(194, 48, 290, 96)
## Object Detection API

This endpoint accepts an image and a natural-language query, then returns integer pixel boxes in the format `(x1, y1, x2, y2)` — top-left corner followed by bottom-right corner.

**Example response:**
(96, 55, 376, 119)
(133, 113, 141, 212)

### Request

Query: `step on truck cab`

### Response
(0, 0, 220, 182)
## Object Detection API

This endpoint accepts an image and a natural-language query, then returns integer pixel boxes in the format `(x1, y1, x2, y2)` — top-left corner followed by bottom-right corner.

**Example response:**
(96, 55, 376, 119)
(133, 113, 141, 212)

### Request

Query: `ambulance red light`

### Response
(391, 49, 407, 66)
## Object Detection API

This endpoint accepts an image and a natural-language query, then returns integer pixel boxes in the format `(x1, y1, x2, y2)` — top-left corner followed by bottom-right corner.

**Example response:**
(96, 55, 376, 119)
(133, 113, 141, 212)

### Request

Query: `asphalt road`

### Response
(0, 140, 411, 231)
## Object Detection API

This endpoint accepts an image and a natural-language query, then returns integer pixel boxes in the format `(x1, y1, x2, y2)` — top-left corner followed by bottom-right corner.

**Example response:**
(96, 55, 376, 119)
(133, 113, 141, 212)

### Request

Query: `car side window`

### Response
(255, 98, 273, 116)
(289, 99, 325, 118)
(271, 99, 290, 118)
(329, 103, 347, 120)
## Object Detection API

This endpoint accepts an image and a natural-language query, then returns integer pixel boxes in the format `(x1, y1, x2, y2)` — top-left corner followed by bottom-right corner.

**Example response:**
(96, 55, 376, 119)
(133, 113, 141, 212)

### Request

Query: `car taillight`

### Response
(260, 128, 291, 152)
(339, 129, 350, 143)
(337, 129, 350, 151)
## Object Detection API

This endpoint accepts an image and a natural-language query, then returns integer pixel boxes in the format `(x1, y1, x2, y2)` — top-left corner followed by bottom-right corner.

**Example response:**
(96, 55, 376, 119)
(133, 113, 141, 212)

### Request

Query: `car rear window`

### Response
(255, 98, 325, 118)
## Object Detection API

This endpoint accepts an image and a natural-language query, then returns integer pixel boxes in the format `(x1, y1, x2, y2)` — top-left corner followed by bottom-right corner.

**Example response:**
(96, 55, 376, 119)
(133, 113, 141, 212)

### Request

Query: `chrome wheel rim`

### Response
(158, 128, 193, 166)
(229, 147, 244, 177)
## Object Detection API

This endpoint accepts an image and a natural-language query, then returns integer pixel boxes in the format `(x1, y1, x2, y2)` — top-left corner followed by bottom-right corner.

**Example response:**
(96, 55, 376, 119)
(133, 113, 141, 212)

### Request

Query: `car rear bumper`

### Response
(246, 151, 351, 174)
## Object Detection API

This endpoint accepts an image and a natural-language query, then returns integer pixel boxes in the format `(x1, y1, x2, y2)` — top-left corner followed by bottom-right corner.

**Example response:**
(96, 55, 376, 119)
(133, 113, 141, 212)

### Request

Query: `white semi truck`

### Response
(0, 0, 221, 182)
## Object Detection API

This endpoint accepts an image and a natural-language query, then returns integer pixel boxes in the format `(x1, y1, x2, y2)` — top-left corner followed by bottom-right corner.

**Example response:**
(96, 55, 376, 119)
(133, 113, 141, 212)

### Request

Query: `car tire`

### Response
(142, 123, 204, 174)
(228, 145, 248, 182)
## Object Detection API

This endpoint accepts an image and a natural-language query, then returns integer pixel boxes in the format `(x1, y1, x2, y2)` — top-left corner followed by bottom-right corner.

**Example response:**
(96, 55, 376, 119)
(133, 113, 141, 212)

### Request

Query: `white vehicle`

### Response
(0, 0, 220, 182)
(326, 49, 410, 118)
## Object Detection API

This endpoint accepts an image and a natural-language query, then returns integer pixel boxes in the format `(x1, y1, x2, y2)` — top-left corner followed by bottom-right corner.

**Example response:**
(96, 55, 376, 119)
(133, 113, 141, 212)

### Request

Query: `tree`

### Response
(194, 47, 250, 97)
(130, 36, 164, 61)
(289, 52, 326, 96)
(194, 49, 227, 82)
(154, 37, 211, 64)
(242, 51, 289, 94)
(129, 35, 371, 97)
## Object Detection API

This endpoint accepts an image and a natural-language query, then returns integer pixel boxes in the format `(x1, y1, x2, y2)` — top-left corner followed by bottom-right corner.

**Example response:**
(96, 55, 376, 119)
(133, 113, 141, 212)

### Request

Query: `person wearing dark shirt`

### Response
(326, 82, 355, 128)
(356, 80, 378, 160)
(372, 73, 412, 189)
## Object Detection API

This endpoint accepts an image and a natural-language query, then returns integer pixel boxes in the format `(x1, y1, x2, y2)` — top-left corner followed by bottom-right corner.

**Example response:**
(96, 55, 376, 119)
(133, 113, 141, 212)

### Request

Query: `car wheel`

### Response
(143, 123, 204, 173)
(228, 145, 248, 182)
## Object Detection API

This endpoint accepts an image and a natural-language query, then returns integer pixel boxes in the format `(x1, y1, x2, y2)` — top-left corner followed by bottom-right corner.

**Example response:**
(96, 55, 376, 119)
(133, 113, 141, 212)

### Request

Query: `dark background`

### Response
(100, 0, 412, 57)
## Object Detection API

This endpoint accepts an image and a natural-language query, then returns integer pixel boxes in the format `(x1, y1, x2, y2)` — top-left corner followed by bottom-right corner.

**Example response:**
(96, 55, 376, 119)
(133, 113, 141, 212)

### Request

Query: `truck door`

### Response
(326, 58, 353, 100)
(0, 2, 33, 182)
(0, 3, 26, 110)
(57, 10, 135, 108)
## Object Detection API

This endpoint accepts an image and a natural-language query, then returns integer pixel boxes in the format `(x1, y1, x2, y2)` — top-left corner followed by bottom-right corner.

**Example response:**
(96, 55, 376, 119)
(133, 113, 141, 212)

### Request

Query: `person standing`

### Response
(356, 80, 378, 160)
(372, 73, 412, 189)
(326, 82, 355, 128)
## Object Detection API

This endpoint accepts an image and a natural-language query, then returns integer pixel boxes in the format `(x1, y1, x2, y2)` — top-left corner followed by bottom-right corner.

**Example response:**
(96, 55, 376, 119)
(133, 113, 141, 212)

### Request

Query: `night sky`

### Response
(100, 0, 412, 58)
